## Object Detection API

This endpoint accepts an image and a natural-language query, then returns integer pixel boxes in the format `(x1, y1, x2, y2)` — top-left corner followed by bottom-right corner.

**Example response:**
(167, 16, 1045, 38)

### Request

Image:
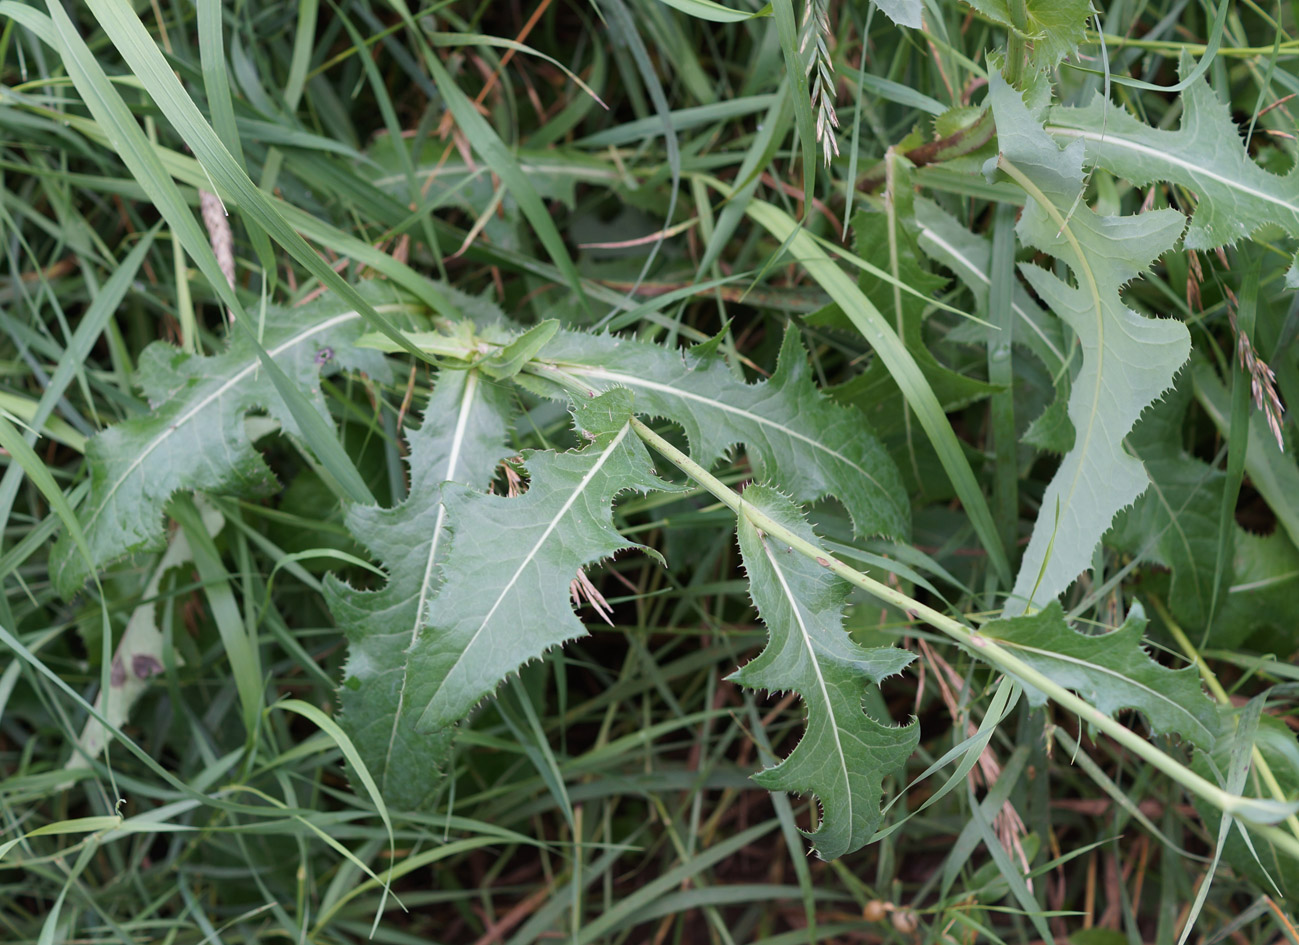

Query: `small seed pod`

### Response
(890, 908, 919, 934)
(862, 899, 889, 922)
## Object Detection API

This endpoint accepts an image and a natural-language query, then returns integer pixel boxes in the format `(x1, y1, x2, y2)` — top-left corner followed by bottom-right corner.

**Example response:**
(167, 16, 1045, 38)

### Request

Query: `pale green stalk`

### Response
(1151, 594, 1299, 843)
(628, 416, 1299, 851)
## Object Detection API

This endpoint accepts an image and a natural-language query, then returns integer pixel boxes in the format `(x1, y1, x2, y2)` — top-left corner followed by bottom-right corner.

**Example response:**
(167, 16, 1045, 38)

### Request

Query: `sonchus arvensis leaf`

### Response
(1046, 55, 1299, 283)
(980, 601, 1219, 748)
(914, 197, 1076, 454)
(989, 72, 1191, 615)
(51, 284, 403, 597)
(403, 388, 666, 732)
(870, 0, 922, 30)
(914, 197, 1068, 382)
(731, 486, 918, 860)
(532, 327, 910, 540)
(326, 368, 516, 810)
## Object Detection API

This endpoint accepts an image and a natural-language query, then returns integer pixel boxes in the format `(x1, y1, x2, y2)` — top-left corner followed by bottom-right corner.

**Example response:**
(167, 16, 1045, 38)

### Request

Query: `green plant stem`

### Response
(1150, 594, 1299, 843)
(390, 325, 1299, 855)
(1004, 0, 1028, 87)
(628, 415, 1299, 851)
(987, 203, 1019, 584)
(1082, 31, 1299, 56)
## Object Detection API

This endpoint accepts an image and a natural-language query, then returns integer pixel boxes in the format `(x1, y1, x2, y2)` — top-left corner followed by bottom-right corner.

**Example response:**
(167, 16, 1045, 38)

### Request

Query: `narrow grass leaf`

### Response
(724, 179, 1011, 583)
(651, 0, 772, 22)
(171, 494, 263, 739)
(75, 0, 449, 353)
(0, 224, 157, 535)
(45, 0, 377, 508)
(416, 35, 590, 317)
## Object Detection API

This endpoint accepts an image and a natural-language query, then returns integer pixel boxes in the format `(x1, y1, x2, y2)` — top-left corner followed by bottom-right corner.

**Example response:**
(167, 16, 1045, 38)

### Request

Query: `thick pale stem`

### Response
(1004, 0, 1029, 88)
(628, 416, 1299, 855)
(1152, 594, 1299, 843)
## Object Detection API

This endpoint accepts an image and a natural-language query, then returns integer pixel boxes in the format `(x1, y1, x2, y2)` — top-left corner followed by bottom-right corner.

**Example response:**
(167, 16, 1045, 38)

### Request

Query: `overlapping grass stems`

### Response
(2, 1, 1298, 943)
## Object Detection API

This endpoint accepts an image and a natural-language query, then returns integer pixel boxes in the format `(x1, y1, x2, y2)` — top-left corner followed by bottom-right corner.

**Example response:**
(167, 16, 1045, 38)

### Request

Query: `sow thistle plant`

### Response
(6, 0, 1299, 938)
(50, 253, 1298, 867)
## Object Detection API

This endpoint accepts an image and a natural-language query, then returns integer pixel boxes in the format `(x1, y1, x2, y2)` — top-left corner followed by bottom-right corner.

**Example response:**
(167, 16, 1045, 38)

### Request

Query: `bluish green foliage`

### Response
(981, 602, 1220, 747)
(6, 0, 1299, 939)
(531, 326, 911, 539)
(1109, 380, 1228, 632)
(1047, 56, 1299, 282)
(51, 285, 400, 597)
(990, 72, 1191, 615)
(403, 389, 665, 730)
(326, 369, 516, 809)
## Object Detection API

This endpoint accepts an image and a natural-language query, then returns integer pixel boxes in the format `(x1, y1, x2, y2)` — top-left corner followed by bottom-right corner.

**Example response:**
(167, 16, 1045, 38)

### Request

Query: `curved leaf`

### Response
(963, 0, 1091, 70)
(731, 486, 918, 859)
(326, 369, 516, 809)
(981, 600, 1219, 748)
(405, 389, 665, 732)
(52, 285, 404, 597)
(1108, 379, 1229, 631)
(652, 0, 772, 23)
(870, 0, 922, 29)
(1046, 55, 1299, 280)
(539, 327, 910, 540)
(734, 182, 1012, 584)
(990, 72, 1190, 614)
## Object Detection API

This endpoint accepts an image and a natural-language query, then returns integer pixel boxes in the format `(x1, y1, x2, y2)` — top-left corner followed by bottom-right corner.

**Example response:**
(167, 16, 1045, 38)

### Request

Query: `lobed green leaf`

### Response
(535, 327, 910, 540)
(980, 601, 1220, 748)
(51, 285, 404, 597)
(990, 72, 1191, 615)
(1047, 56, 1299, 283)
(731, 486, 918, 859)
(326, 368, 516, 809)
(1108, 380, 1229, 631)
(404, 389, 666, 732)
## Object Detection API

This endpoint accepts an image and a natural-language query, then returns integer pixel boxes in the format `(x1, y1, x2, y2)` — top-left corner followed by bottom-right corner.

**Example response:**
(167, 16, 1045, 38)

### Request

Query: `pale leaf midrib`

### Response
(762, 535, 851, 832)
(383, 370, 481, 784)
(1046, 124, 1299, 221)
(566, 364, 896, 501)
(999, 156, 1108, 602)
(992, 638, 1209, 737)
(429, 423, 632, 718)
